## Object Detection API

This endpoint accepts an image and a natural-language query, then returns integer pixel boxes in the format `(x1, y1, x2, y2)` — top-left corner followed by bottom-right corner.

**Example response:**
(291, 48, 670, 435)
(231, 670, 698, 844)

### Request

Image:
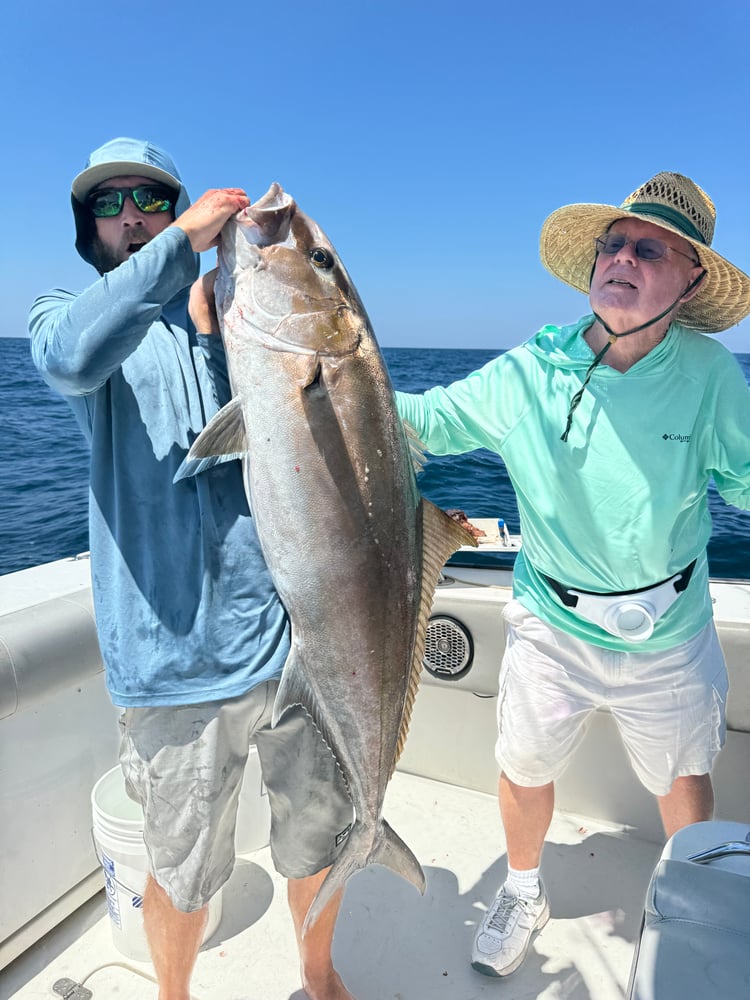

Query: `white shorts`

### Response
(495, 600, 727, 796)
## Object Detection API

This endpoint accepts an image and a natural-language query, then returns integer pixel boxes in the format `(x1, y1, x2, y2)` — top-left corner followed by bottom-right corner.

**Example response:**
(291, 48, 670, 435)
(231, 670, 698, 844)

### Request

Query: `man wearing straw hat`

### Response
(396, 172, 750, 978)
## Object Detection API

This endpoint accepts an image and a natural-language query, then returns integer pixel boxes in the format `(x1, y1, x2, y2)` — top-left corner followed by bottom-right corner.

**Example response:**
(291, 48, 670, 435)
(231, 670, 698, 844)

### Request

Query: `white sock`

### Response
(505, 864, 540, 899)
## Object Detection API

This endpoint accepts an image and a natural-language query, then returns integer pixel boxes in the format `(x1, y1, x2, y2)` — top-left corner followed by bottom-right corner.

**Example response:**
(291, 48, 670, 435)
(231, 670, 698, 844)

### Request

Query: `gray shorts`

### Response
(496, 600, 727, 796)
(118, 681, 354, 912)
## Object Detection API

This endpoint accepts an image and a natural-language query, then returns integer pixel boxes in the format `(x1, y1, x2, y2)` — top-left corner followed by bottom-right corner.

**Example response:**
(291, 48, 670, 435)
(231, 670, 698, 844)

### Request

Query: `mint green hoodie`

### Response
(396, 316, 750, 650)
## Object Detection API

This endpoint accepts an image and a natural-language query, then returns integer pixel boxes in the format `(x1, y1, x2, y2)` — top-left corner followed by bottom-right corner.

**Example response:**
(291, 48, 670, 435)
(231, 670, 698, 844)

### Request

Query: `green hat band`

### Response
(623, 202, 705, 244)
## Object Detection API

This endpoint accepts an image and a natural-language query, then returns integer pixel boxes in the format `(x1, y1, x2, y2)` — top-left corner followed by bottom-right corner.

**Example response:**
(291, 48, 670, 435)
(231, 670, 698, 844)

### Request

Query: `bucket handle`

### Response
(90, 828, 144, 898)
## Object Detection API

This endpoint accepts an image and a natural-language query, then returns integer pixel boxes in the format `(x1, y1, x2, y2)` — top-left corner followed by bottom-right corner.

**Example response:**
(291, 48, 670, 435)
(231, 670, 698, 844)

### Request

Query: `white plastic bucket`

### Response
(235, 745, 271, 854)
(91, 767, 222, 962)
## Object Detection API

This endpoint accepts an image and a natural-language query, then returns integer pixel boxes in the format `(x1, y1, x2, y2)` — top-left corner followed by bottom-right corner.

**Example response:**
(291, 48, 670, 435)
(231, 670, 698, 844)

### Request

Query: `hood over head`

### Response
(71, 137, 191, 268)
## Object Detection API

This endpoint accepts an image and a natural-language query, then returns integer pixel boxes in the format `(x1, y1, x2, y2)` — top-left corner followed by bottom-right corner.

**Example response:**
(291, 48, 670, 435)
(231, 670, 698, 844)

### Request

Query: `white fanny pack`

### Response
(543, 561, 697, 643)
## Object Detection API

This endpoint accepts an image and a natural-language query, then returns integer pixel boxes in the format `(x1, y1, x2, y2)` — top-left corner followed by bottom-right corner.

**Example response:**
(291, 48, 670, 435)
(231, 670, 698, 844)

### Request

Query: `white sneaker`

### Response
(471, 883, 550, 977)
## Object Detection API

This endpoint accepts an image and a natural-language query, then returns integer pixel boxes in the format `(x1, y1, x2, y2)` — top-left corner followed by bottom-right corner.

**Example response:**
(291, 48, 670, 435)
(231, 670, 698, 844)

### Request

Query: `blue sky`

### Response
(4, 0, 750, 351)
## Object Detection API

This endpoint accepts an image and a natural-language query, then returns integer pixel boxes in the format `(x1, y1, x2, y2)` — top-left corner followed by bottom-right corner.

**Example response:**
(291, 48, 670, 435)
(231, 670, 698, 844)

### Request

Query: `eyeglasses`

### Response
(594, 233, 699, 265)
(87, 185, 175, 218)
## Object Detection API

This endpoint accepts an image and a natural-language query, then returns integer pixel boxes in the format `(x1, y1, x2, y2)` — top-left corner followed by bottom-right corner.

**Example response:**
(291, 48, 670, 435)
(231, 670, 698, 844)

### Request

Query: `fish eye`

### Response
(309, 247, 334, 269)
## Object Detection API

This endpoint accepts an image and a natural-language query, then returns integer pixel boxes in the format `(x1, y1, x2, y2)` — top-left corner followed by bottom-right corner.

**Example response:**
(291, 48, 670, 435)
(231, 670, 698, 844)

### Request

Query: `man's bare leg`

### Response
(143, 875, 208, 1000)
(499, 774, 554, 870)
(288, 868, 355, 1000)
(657, 773, 714, 839)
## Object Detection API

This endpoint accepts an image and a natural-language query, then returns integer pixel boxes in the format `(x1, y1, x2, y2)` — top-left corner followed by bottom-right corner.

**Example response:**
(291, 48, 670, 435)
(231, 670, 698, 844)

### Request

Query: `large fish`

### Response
(187, 184, 475, 931)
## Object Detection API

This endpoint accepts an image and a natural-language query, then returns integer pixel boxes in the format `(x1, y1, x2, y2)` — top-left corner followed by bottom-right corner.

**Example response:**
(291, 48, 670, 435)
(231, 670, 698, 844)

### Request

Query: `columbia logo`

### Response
(662, 433, 691, 443)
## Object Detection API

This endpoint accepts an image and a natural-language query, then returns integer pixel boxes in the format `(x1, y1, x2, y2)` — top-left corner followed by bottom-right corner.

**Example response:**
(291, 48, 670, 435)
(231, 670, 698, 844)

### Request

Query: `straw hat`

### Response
(539, 172, 750, 332)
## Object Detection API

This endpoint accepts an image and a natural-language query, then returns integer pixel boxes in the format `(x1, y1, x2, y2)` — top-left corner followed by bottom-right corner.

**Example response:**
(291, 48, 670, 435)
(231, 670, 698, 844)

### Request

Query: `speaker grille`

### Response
(423, 616, 473, 680)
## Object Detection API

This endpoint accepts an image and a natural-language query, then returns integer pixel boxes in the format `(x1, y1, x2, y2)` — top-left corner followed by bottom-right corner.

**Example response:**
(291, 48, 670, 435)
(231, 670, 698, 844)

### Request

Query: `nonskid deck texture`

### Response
(4, 771, 662, 1000)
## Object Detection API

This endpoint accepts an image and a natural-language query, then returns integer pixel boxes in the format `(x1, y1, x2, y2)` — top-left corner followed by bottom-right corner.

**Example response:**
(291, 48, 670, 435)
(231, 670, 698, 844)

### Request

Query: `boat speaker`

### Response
(422, 615, 474, 681)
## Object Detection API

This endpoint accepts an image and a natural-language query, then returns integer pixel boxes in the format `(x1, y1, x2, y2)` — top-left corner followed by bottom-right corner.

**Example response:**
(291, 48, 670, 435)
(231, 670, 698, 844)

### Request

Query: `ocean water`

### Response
(2, 337, 749, 579)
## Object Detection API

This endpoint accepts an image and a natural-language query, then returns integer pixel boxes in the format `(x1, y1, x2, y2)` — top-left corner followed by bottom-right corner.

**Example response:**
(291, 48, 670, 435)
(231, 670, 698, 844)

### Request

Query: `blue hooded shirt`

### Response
(29, 138, 290, 706)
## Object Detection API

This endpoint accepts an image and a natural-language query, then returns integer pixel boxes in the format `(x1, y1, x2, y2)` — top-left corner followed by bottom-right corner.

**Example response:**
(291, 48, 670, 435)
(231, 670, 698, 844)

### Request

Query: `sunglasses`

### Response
(87, 184, 176, 218)
(594, 233, 699, 265)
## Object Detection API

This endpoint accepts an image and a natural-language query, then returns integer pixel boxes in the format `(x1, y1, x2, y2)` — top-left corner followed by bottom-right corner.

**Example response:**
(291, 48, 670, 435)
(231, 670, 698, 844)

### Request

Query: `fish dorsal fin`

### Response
(392, 499, 478, 771)
(187, 397, 247, 460)
(403, 419, 427, 474)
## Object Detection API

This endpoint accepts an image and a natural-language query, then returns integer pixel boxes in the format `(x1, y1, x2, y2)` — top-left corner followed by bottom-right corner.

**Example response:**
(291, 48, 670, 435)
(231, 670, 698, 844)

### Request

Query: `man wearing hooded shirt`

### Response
(29, 138, 356, 1000)
(395, 173, 750, 979)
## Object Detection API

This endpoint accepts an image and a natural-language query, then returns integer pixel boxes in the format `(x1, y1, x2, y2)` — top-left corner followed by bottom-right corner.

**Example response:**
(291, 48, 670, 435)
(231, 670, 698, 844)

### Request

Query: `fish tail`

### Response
(302, 819, 425, 936)
(376, 817, 426, 894)
(302, 852, 360, 937)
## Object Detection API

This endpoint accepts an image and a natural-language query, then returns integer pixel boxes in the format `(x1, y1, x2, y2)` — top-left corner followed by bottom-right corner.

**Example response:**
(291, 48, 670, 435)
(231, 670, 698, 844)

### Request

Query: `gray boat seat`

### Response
(627, 820, 750, 1000)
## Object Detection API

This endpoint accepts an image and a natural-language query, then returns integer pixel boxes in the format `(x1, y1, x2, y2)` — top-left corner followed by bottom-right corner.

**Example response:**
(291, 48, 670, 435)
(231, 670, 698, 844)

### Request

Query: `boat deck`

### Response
(3, 770, 662, 1000)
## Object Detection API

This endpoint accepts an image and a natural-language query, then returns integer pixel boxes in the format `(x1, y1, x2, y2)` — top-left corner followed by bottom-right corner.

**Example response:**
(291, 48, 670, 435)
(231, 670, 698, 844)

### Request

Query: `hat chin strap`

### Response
(560, 269, 706, 443)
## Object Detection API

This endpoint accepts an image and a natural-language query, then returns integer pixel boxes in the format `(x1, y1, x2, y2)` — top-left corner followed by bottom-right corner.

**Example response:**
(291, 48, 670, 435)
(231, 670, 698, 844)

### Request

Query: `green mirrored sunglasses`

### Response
(87, 185, 175, 218)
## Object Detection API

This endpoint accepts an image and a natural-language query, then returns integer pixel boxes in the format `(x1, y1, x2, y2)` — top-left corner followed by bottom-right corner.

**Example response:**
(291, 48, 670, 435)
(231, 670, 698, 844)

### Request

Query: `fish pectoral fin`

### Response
(173, 453, 245, 482)
(392, 499, 479, 772)
(187, 397, 247, 460)
(299, 356, 322, 390)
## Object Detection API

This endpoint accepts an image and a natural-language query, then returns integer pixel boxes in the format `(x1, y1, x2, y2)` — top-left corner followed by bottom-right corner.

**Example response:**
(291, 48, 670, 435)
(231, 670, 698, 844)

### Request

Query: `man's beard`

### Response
(89, 234, 147, 274)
